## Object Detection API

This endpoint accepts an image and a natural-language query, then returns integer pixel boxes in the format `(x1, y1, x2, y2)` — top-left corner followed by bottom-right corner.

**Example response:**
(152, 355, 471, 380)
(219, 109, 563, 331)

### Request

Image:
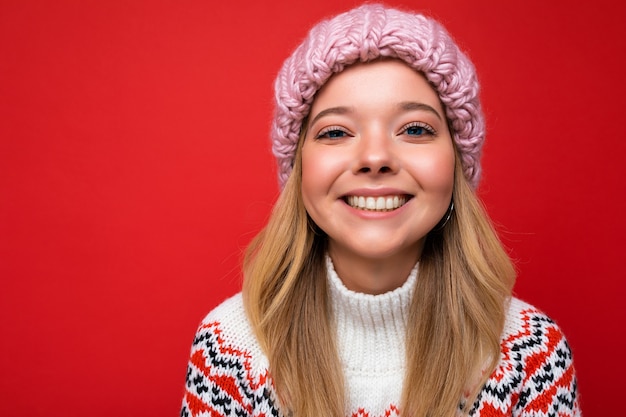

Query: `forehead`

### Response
(309, 60, 444, 115)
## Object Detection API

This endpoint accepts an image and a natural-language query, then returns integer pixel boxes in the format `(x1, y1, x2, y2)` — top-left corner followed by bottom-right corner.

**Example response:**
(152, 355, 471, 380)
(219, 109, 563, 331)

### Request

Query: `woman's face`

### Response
(301, 60, 455, 289)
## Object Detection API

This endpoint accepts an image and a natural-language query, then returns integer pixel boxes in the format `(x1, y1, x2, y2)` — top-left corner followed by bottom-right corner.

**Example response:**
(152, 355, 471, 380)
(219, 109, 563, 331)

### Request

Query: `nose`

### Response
(352, 130, 399, 175)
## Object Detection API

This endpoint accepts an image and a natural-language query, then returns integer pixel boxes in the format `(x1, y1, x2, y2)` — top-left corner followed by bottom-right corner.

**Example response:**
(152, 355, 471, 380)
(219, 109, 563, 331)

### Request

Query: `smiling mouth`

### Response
(343, 195, 411, 212)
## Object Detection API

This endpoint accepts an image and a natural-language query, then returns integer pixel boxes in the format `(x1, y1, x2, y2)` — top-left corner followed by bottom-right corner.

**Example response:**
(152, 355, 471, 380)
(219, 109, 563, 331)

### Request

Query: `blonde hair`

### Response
(243, 132, 515, 416)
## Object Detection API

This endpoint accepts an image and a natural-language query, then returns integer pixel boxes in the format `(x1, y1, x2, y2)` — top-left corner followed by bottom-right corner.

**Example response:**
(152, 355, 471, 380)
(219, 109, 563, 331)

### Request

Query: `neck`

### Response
(326, 255, 418, 373)
(327, 243, 422, 295)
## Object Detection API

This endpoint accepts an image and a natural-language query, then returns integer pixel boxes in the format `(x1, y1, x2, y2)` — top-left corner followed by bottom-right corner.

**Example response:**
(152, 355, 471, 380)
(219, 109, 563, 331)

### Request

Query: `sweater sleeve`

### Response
(180, 320, 253, 417)
(473, 299, 581, 416)
(180, 295, 278, 417)
(513, 317, 581, 417)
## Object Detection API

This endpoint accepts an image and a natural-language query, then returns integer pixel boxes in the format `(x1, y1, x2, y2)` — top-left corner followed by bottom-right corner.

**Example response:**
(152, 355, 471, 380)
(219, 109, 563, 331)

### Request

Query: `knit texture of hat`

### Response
(271, 4, 485, 189)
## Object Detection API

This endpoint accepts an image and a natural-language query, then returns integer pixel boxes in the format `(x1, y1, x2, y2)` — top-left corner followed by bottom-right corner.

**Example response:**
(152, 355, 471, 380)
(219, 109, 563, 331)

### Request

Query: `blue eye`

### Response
(326, 130, 347, 138)
(407, 126, 426, 136)
(403, 122, 436, 137)
(316, 126, 350, 139)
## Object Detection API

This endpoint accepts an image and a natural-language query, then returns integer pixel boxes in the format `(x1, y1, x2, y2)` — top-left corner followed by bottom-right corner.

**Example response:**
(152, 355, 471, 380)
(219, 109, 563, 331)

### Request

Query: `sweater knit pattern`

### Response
(181, 264, 580, 417)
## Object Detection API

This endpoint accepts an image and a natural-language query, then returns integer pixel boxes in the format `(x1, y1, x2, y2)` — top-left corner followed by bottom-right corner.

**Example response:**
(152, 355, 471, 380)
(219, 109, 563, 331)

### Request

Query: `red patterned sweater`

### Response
(181, 260, 580, 417)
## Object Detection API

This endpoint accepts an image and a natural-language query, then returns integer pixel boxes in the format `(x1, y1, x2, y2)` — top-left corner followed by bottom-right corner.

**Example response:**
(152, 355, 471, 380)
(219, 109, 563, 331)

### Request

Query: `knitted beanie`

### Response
(271, 4, 485, 189)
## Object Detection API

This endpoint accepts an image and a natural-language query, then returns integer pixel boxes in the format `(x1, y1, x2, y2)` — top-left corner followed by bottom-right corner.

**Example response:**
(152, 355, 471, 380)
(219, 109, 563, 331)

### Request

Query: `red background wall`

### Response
(1, 0, 624, 415)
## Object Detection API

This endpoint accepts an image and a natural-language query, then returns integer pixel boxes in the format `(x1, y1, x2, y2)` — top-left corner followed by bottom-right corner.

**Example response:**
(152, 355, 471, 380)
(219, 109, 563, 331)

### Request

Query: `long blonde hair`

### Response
(243, 131, 515, 416)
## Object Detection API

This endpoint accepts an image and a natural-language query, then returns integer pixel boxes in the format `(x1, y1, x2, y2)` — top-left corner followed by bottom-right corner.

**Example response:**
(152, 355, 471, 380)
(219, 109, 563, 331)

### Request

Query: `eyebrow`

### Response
(308, 102, 443, 128)
(308, 106, 353, 127)
(398, 101, 443, 120)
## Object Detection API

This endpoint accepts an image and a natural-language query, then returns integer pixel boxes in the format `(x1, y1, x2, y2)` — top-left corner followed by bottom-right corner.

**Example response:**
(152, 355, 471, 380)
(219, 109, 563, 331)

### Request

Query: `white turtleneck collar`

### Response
(326, 255, 418, 375)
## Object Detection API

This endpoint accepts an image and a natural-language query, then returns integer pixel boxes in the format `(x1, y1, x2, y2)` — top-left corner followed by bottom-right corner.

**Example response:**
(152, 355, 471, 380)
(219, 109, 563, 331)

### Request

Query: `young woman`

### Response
(181, 4, 580, 417)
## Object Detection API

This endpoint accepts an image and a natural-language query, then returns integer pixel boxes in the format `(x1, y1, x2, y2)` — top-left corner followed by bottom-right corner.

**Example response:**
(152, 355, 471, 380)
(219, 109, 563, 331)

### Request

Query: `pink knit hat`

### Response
(271, 4, 485, 189)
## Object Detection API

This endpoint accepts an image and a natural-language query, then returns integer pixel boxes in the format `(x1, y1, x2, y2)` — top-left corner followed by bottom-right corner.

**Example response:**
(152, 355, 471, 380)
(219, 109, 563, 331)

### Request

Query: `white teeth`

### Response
(346, 195, 408, 211)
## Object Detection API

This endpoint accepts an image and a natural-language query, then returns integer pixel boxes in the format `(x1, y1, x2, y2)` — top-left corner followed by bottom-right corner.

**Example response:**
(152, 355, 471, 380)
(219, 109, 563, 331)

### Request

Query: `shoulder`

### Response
(182, 294, 277, 417)
(201, 292, 248, 332)
(501, 297, 573, 357)
(474, 297, 580, 416)
(502, 297, 559, 338)
(501, 297, 576, 373)
(194, 293, 267, 369)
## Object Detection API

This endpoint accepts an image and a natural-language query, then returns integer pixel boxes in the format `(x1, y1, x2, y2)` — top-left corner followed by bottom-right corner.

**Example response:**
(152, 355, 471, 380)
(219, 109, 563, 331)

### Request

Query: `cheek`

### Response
(300, 145, 329, 212)
(433, 154, 456, 191)
(301, 144, 347, 197)
(408, 145, 456, 193)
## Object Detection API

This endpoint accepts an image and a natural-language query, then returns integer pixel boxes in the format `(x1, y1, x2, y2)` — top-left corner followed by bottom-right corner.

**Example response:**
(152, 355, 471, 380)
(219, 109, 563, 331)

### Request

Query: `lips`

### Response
(344, 195, 410, 211)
